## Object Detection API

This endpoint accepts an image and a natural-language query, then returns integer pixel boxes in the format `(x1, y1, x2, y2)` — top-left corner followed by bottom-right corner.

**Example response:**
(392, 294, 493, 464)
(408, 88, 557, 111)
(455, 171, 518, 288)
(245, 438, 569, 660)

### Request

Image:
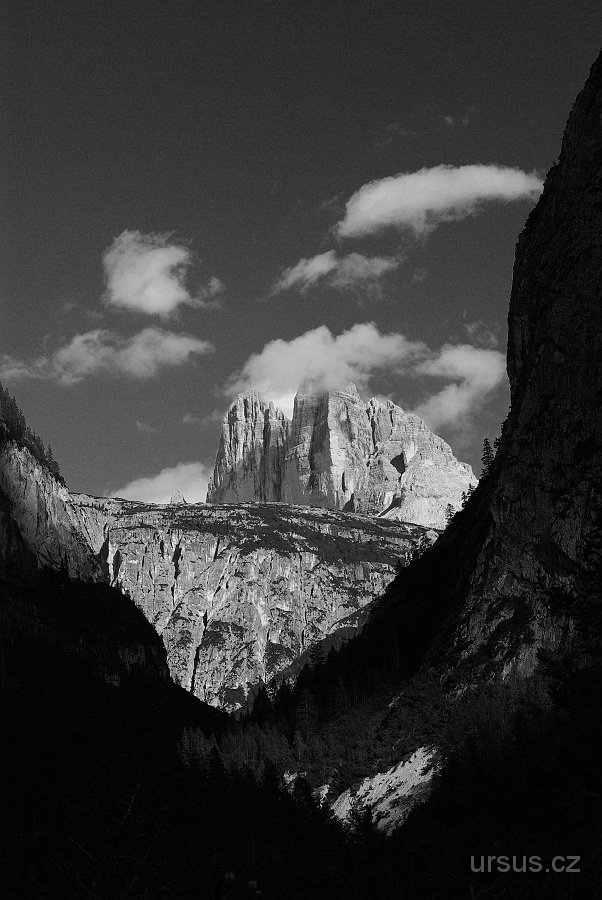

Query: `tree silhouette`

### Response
(480, 437, 495, 477)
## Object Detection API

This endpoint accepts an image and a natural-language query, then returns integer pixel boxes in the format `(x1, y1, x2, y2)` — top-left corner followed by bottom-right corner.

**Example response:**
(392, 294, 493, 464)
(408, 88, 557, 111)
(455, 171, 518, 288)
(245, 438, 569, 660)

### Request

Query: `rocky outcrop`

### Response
(207, 381, 476, 528)
(105, 502, 428, 709)
(206, 391, 290, 503)
(0, 441, 107, 579)
(0, 439, 147, 580)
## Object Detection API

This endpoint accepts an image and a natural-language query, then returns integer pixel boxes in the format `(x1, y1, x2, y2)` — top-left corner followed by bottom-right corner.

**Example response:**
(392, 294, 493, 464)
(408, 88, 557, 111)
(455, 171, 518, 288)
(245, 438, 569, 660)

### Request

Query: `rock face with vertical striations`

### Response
(207, 380, 476, 528)
(105, 502, 430, 709)
(205, 391, 290, 504)
(0, 440, 122, 580)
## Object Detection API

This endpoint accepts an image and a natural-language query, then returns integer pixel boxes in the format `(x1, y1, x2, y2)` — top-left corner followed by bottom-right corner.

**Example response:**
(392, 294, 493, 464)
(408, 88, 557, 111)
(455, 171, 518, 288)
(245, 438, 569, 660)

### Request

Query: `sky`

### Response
(2, 1, 600, 502)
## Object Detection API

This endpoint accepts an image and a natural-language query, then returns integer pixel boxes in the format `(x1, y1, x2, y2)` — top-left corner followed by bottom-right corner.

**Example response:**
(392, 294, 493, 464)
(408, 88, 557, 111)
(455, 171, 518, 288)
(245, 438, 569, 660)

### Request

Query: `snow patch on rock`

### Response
(331, 746, 439, 834)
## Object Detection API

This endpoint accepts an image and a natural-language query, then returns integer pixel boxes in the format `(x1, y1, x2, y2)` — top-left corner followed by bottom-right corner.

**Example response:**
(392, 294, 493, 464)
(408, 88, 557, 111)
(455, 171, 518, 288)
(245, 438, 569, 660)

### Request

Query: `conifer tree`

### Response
(480, 437, 495, 477)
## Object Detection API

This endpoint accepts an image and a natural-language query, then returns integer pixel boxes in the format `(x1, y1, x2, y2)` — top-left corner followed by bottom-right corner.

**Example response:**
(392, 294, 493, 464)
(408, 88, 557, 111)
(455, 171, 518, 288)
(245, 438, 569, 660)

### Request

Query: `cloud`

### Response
(412, 344, 506, 431)
(375, 122, 419, 148)
(463, 320, 499, 349)
(110, 461, 210, 504)
(135, 420, 158, 434)
(226, 323, 506, 435)
(336, 164, 543, 238)
(226, 322, 427, 416)
(0, 327, 213, 385)
(442, 106, 477, 128)
(273, 251, 398, 293)
(385, 122, 419, 138)
(182, 412, 201, 425)
(102, 230, 223, 318)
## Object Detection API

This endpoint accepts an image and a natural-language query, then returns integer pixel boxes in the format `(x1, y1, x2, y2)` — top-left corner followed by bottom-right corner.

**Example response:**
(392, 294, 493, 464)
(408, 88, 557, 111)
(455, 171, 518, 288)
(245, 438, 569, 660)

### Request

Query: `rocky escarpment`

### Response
(105, 503, 429, 709)
(441, 52, 602, 677)
(207, 380, 476, 528)
(207, 391, 290, 504)
(0, 439, 139, 579)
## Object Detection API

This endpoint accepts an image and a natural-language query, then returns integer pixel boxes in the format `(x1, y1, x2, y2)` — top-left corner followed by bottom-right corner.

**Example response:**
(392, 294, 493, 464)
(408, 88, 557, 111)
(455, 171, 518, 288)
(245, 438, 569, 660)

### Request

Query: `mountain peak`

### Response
(207, 378, 475, 526)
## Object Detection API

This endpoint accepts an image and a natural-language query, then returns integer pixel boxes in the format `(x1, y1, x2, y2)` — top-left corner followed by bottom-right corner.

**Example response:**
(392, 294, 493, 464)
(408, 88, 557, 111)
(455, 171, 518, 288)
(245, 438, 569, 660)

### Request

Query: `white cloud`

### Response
(102, 230, 223, 318)
(226, 323, 506, 435)
(110, 461, 210, 504)
(336, 164, 543, 238)
(226, 322, 427, 416)
(135, 420, 158, 434)
(0, 327, 212, 385)
(412, 344, 506, 431)
(273, 250, 398, 293)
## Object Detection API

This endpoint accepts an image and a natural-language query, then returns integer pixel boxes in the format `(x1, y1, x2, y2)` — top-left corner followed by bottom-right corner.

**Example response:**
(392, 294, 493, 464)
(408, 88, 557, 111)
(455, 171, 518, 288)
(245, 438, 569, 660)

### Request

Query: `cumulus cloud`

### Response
(226, 323, 506, 433)
(273, 250, 398, 293)
(336, 164, 542, 238)
(103, 230, 223, 318)
(111, 461, 210, 504)
(0, 327, 212, 385)
(226, 322, 428, 416)
(412, 344, 506, 431)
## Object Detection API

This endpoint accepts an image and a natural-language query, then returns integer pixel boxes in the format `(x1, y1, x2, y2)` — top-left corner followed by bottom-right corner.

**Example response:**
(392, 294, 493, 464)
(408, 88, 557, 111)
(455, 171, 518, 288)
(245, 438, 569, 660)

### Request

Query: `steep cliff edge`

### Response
(206, 391, 290, 503)
(106, 503, 428, 708)
(207, 380, 475, 527)
(0, 439, 140, 579)
(441, 51, 602, 677)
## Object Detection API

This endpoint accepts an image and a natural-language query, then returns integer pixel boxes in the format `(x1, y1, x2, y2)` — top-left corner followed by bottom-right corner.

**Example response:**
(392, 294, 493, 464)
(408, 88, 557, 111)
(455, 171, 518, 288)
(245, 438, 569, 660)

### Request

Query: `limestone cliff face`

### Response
(425, 52, 602, 678)
(282, 381, 375, 510)
(106, 502, 427, 709)
(205, 392, 289, 503)
(0, 439, 143, 580)
(207, 382, 475, 528)
(0, 441, 105, 579)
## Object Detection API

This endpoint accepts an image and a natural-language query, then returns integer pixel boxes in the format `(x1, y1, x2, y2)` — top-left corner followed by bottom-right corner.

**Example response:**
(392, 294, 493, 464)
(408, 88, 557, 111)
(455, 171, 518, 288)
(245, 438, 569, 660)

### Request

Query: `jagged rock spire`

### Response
(206, 381, 476, 528)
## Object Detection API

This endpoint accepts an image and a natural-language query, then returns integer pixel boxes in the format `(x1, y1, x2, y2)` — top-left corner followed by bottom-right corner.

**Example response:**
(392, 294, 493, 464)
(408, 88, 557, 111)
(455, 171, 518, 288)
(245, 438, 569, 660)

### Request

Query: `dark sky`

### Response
(2, 1, 600, 500)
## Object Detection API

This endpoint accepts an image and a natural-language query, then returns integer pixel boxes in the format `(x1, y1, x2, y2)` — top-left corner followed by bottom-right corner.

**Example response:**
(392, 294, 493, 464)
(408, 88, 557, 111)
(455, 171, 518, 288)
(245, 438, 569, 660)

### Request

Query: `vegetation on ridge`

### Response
(0, 380, 64, 483)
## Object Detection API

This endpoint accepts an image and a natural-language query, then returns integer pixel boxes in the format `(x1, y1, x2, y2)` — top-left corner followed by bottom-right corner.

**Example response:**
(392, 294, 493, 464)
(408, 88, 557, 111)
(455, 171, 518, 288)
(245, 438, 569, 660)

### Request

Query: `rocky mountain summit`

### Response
(207, 380, 476, 528)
